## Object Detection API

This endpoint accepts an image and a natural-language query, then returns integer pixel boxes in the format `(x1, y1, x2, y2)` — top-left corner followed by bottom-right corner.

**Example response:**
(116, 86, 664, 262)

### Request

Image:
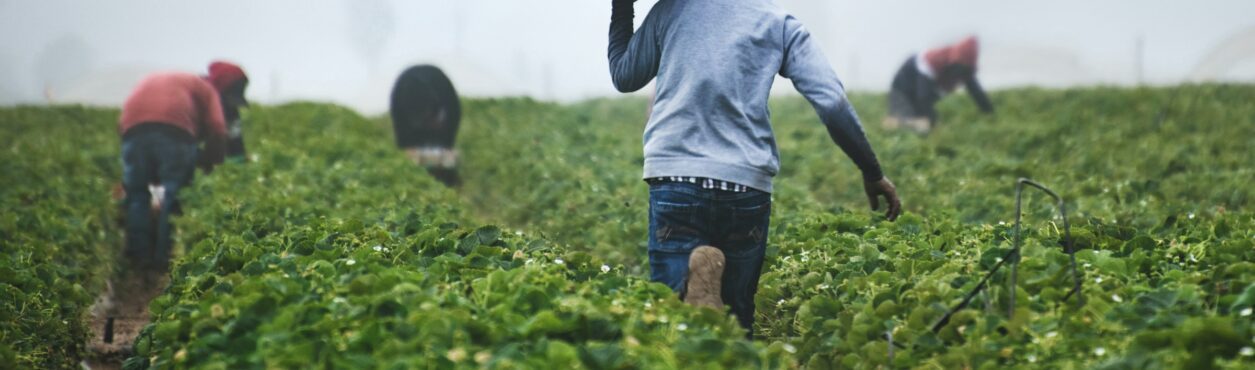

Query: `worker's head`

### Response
(928, 36, 980, 92)
(205, 61, 249, 119)
(952, 36, 979, 70)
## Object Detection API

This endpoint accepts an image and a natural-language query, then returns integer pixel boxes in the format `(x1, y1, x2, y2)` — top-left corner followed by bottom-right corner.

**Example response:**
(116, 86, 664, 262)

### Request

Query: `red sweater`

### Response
(119, 72, 227, 165)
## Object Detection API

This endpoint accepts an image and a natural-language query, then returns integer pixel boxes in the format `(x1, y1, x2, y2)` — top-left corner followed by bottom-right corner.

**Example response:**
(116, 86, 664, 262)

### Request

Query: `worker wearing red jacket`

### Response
(885, 36, 994, 133)
(117, 61, 247, 270)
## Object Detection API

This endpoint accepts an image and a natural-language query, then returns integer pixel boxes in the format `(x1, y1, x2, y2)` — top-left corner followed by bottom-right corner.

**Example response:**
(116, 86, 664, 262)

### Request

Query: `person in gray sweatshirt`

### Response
(607, 0, 901, 337)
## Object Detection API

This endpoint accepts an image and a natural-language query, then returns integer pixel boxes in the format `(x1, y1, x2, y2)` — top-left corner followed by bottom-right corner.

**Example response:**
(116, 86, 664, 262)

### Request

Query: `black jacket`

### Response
(390, 65, 461, 149)
(888, 56, 993, 123)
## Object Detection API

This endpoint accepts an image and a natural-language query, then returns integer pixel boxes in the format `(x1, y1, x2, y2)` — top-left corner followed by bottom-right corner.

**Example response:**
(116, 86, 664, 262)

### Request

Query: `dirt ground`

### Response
(82, 269, 169, 370)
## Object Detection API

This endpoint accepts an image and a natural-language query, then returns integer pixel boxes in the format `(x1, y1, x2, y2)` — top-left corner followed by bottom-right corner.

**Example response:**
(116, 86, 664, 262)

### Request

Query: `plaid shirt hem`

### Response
(645, 176, 750, 192)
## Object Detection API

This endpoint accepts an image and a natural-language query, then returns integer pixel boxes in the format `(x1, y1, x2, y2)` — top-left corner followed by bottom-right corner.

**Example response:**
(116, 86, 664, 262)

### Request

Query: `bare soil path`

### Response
(82, 269, 169, 370)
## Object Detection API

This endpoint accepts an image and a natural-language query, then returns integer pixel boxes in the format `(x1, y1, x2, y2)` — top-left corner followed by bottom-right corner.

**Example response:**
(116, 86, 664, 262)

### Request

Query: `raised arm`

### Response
(607, 0, 661, 93)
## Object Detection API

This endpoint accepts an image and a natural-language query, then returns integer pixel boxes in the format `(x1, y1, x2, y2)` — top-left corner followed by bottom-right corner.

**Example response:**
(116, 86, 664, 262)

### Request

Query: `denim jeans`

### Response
(648, 181, 771, 337)
(121, 128, 198, 269)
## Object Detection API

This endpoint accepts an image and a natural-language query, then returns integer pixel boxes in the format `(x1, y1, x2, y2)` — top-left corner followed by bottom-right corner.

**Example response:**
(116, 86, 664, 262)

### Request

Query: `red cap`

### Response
(953, 36, 979, 69)
(206, 61, 247, 91)
(925, 36, 980, 71)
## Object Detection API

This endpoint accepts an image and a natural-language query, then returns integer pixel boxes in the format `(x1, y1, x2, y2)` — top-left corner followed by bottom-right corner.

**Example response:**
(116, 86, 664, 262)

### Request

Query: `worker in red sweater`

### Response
(885, 36, 994, 133)
(117, 62, 246, 271)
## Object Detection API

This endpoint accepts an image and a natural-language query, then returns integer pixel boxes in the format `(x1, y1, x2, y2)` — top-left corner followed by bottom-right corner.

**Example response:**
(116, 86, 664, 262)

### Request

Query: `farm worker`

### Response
(390, 65, 462, 187)
(209, 62, 251, 162)
(884, 36, 994, 133)
(117, 62, 242, 270)
(607, 0, 902, 337)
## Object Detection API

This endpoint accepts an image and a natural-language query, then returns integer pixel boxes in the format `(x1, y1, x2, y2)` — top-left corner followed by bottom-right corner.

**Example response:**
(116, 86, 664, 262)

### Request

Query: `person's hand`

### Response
(864, 177, 902, 221)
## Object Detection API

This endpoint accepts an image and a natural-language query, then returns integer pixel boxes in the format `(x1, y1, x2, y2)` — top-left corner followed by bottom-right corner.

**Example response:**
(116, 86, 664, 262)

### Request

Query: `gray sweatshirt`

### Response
(608, 0, 882, 193)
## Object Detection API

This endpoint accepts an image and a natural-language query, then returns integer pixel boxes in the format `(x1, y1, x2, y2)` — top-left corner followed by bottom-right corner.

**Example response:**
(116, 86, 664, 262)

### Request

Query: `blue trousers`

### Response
(121, 128, 197, 269)
(647, 181, 771, 337)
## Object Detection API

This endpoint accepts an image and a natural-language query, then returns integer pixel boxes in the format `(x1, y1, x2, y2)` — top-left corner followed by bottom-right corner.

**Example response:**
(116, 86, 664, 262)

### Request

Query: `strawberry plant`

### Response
(457, 85, 1255, 368)
(3, 85, 1253, 369)
(1, 106, 120, 369)
(126, 103, 783, 369)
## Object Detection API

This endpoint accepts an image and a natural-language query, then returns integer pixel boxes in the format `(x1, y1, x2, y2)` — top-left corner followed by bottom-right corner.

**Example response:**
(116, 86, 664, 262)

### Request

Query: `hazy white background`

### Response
(2, 0, 1253, 113)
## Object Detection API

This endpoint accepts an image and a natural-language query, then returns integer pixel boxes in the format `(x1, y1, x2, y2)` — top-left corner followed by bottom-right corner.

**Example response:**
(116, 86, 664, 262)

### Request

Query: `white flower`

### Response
(677, 323, 688, 331)
(515, 230, 524, 236)
(644, 302, 652, 308)
(1241, 308, 1252, 317)
(1188, 212, 1196, 219)
(601, 264, 611, 273)
(1046, 331, 1058, 338)
(1027, 354, 1037, 363)
(782, 344, 797, 354)
(998, 221, 1006, 226)
(1095, 277, 1104, 284)
(1094, 347, 1106, 356)
(1111, 294, 1123, 303)
(818, 284, 829, 290)
(1240, 347, 1254, 357)
(1083, 263, 1093, 269)
(372, 245, 384, 252)
(554, 258, 565, 265)
(525, 258, 535, 265)
(345, 259, 356, 266)
(777, 299, 786, 307)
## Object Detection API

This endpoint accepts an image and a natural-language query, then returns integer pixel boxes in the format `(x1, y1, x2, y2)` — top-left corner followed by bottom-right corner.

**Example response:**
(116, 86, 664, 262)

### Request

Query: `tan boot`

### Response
(882, 116, 904, 130)
(685, 246, 725, 309)
(904, 117, 933, 134)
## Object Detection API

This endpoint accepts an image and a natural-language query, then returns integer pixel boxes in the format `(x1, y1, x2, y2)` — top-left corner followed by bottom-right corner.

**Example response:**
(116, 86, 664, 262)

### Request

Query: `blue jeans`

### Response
(648, 181, 771, 337)
(121, 128, 198, 269)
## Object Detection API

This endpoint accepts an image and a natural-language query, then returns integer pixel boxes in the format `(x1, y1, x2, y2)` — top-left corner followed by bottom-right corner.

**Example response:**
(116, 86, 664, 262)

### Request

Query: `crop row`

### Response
(456, 86, 1255, 368)
(127, 104, 783, 369)
(2, 85, 1254, 369)
(1, 107, 120, 368)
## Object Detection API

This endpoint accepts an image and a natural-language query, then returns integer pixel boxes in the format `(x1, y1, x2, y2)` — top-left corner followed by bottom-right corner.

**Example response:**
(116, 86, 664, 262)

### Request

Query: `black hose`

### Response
(930, 178, 1083, 334)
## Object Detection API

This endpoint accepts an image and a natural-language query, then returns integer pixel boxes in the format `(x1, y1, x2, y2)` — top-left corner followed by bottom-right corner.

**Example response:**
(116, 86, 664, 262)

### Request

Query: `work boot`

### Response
(685, 246, 725, 309)
(881, 116, 903, 130)
(903, 117, 932, 134)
